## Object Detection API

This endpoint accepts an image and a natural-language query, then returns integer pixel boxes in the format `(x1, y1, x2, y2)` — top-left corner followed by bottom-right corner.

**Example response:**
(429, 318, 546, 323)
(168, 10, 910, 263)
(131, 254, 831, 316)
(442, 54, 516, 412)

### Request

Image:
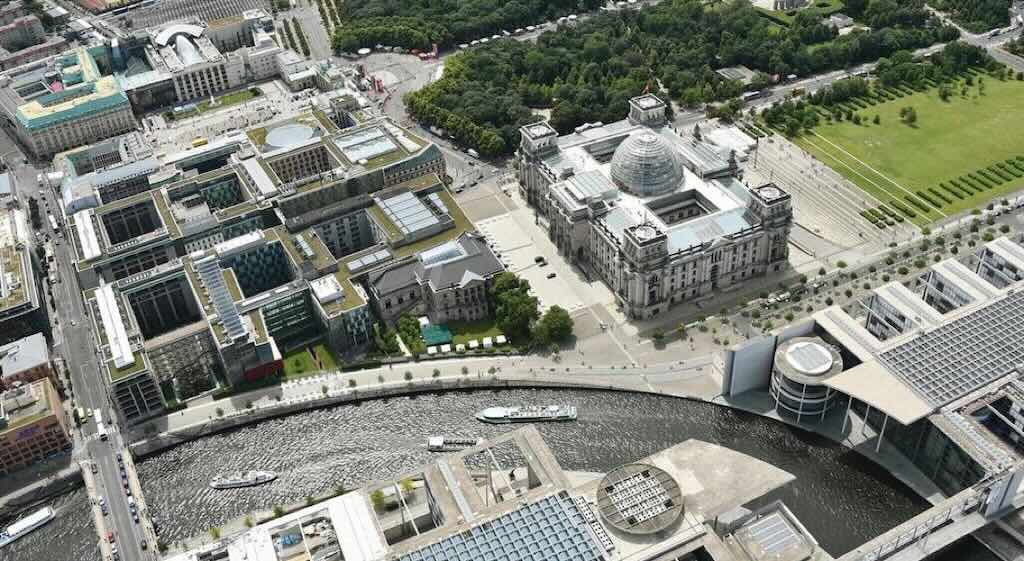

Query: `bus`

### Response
(93, 408, 102, 425)
(97, 422, 108, 441)
(74, 407, 88, 426)
(47, 214, 59, 233)
(741, 90, 767, 104)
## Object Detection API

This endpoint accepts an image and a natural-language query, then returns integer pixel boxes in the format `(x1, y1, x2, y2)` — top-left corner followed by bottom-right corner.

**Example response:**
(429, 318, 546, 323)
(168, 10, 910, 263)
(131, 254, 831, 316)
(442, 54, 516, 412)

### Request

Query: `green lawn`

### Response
(196, 88, 261, 113)
(282, 342, 340, 379)
(450, 319, 503, 346)
(795, 76, 1024, 227)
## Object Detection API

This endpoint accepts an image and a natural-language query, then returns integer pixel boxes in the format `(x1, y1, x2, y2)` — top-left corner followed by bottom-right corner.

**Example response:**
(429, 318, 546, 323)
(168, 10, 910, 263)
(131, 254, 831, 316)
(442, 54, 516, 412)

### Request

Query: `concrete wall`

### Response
(128, 376, 678, 458)
(724, 335, 777, 396)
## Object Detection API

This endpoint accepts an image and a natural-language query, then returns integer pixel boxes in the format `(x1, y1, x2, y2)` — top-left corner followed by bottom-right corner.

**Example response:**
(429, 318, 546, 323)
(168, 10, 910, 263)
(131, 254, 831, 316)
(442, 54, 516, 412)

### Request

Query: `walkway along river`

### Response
(2, 388, 1000, 560)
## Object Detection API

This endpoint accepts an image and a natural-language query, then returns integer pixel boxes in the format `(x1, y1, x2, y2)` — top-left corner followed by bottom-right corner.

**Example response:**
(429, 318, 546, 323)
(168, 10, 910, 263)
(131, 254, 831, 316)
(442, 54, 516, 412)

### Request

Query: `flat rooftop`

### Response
(0, 208, 32, 315)
(0, 378, 56, 434)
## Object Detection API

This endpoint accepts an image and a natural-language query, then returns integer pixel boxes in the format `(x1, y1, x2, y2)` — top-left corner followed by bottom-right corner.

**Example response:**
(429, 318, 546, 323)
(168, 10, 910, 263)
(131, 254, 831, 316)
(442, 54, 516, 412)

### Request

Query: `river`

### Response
(4, 389, 1001, 560)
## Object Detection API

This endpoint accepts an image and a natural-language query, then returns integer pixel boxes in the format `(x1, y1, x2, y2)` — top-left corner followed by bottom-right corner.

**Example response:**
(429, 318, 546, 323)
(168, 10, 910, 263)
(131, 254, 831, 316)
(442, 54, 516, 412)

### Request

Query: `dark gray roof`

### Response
(370, 233, 504, 297)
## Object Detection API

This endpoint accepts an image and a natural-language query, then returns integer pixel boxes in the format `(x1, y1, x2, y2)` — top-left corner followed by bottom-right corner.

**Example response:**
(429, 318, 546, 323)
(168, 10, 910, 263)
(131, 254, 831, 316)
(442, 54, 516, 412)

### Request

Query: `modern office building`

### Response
(0, 332, 52, 390)
(167, 426, 825, 561)
(724, 236, 1024, 496)
(115, 10, 281, 111)
(60, 101, 478, 422)
(0, 378, 70, 475)
(0, 205, 42, 346)
(54, 131, 170, 215)
(517, 95, 792, 319)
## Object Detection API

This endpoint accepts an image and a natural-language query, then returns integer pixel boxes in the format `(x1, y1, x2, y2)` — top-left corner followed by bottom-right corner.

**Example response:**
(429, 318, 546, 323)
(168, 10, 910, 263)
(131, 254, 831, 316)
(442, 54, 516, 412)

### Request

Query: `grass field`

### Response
(450, 319, 503, 346)
(282, 342, 340, 379)
(795, 75, 1024, 227)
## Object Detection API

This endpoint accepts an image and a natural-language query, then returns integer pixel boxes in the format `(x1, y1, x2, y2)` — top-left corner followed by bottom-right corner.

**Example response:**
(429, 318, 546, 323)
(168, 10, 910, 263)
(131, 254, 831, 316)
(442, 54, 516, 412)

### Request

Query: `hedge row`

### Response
(938, 182, 966, 200)
(905, 195, 933, 214)
(878, 205, 905, 222)
(891, 199, 917, 219)
(927, 187, 953, 205)
(915, 190, 944, 210)
(860, 209, 889, 229)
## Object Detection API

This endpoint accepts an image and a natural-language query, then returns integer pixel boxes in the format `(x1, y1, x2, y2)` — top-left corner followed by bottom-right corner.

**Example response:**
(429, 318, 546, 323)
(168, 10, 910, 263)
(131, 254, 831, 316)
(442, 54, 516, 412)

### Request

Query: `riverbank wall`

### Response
(0, 464, 82, 519)
(129, 374, 664, 458)
(128, 365, 943, 508)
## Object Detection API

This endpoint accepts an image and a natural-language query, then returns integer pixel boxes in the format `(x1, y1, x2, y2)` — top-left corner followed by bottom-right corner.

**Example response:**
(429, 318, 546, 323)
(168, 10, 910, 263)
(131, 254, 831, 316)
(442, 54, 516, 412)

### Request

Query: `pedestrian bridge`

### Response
(837, 474, 1024, 561)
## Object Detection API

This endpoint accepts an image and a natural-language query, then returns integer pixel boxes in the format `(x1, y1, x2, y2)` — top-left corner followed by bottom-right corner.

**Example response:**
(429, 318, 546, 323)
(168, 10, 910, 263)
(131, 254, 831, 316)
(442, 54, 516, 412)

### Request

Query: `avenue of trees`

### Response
(929, 0, 1011, 33)
(404, 0, 958, 156)
(761, 42, 999, 137)
(332, 0, 604, 52)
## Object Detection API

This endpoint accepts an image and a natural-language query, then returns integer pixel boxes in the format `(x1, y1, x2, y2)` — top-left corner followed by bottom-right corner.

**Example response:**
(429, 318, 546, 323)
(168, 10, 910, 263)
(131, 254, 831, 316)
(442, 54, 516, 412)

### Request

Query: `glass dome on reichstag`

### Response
(609, 131, 683, 197)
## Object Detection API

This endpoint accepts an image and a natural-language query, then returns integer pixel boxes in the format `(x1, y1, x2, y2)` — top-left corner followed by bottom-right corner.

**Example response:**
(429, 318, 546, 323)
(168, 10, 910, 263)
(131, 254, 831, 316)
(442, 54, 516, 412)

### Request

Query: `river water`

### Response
(5, 389, 1001, 560)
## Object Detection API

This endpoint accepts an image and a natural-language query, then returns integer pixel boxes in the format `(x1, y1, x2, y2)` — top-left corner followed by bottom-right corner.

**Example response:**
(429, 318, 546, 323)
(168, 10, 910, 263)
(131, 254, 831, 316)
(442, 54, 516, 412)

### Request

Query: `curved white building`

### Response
(770, 337, 843, 421)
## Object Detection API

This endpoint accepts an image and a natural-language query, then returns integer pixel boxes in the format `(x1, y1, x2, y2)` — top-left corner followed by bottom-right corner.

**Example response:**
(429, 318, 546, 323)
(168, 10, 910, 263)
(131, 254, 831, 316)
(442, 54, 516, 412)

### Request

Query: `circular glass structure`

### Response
(265, 123, 316, 150)
(771, 337, 843, 420)
(596, 463, 683, 535)
(609, 131, 682, 196)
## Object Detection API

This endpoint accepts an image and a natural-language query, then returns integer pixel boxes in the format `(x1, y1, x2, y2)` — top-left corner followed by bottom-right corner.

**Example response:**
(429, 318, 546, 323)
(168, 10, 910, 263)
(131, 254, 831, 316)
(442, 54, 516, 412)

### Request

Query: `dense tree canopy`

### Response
(534, 305, 574, 344)
(489, 273, 539, 340)
(763, 42, 999, 137)
(930, 0, 1010, 33)
(332, 0, 604, 51)
(405, 0, 957, 155)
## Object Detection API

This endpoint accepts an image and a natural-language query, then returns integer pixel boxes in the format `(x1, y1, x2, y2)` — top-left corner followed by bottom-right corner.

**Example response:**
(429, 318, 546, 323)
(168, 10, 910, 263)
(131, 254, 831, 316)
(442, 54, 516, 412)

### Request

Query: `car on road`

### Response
(141, 540, 148, 550)
(547, 272, 557, 279)
(534, 256, 545, 263)
(107, 531, 115, 543)
(90, 463, 98, 474)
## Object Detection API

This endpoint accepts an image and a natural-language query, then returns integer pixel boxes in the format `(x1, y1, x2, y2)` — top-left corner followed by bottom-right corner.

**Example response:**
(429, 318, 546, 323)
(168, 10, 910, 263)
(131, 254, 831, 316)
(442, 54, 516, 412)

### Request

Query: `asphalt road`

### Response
(0, 126, 151, 561)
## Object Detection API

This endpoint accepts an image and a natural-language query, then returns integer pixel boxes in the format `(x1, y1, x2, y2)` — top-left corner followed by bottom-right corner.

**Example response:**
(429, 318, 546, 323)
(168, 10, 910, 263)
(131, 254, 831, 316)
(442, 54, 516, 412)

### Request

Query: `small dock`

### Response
(427, 436, 481, 452)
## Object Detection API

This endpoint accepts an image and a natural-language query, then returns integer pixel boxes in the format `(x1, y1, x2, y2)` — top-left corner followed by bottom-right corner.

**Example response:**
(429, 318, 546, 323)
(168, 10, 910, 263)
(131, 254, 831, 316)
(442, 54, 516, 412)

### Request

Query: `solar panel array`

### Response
(426, 192, 450, 215)
(335, 127, 398, 163)
(346, 249, 391, 273)
(881, 290, 1024, 406)
(377, 192, 440, 237)
(194, 256, 247, 341)
(604, 472, 671, 527)
(571, 496, 614, 552)
(399, 494, 604, 561)
(739, 512, 804, 558)
(788, 343, 832, 373)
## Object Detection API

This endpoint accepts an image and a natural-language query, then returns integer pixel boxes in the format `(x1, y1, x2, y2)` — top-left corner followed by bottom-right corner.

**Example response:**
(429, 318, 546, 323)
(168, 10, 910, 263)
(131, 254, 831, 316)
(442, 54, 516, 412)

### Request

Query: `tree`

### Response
(490, 272, 539, 339)
(900, 106, 917, 124)
(400, 478, 415, 494)
(873, 114, 880, 125)
(534, 305, 573, 344)
(209, 527, 221, 539)
(938, 83, 952, 101)
(370, 489, 386, 510)
(273, 505, 285, 518)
